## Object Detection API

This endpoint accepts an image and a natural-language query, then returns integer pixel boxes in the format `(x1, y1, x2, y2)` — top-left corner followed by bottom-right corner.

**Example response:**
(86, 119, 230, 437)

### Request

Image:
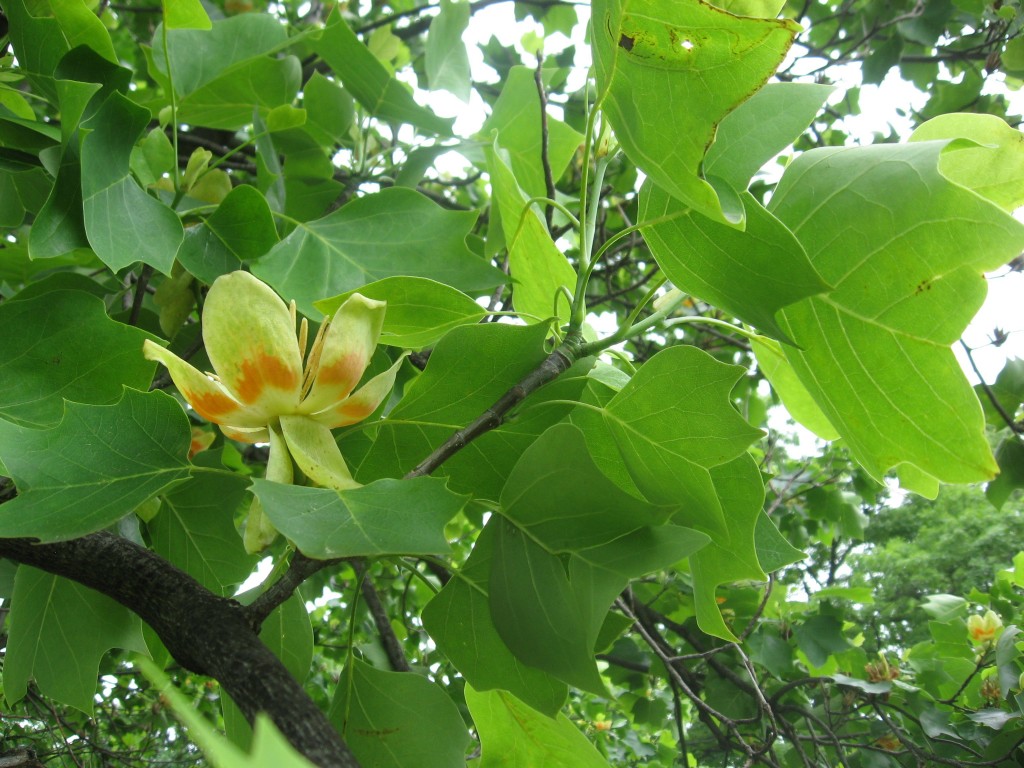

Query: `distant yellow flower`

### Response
(144, 271, 404, 551)
(967, 610, 1003, 644)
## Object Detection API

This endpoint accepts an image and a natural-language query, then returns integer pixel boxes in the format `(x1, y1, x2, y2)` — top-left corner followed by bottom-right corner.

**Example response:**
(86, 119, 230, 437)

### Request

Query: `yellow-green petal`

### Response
(219, 424, 270, 444)
(203, 271, 303, 419)
(243, 422, 292, 553)
(309, 353, 407, 428)
(143, 339, 266, 427)
(280, 415, 360, 491)
(302, 293, 386, 415)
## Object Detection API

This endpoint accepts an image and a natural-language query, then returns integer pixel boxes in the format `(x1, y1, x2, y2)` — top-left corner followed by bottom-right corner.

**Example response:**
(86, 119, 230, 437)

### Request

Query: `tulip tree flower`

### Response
(967, 609, 1003, 645)
(144, 271, 405, 552)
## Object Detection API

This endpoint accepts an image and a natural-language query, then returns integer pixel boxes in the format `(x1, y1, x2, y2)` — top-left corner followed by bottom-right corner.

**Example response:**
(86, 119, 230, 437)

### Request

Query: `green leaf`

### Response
(0, 290, 158, 428)
(911, 113, 1024, 212)
(177, 184, 279, 284)
(355, 321, 549, 487)
(490, 517, 608, 694)
(259, 593, 314, 684)
(3, 0, 116, 98)
(139, 659, 318, 768)
(703, 82, 834, 192)
(425, 0, 472, 101)
(313, 9, 453, 135)
(4, 566, 146, 712)
(328, 659, 469, 768)
(252, 477, 468, 559)
(80, 92, 184, 274)
(302, 72, 355, 147)
(162, 0, 212, 29)
(987, 439, 1024, 510)
(148, 472, 257, 596)
(689, 454, 769, 640)
(592, 0, 798, 225)
(315, 277, 487, 350)
(754, 511, 806, 572)
(490, 141, 576, 323)
(481, 66, 585, 200)
(770, 140, 1024, 488)
(603, 345, 764, 539)
(570, 524, 710, 643)
(150, 14, 290, 98)
(751, 336, 839, 440)
(499, 423, 671, 551)
(177, 56, 302, 130)
(465, 686, 612, 768)
(253, 187, 501, 317)
(0, 389, 193, 541)
(422, 522, 569, 716)
(795, 614, 853, 668)
(640, 187, 829, 342)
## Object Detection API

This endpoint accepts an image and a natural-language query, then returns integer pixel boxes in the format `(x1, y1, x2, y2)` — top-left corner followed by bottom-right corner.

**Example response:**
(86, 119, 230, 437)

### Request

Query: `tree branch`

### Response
(404, 331, 587, 478)
(353, 560, 411, 672)
(0, 533, 360, 768)
(243, 550, 341, 632)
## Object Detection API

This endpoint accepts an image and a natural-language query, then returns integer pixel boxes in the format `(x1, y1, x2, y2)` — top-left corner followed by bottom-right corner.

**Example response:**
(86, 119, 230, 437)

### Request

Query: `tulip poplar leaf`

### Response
(314, 9, 454, 135)
(640, 186, 829, 342)
(422, 522, 569, 716)
(3, 566, 147, 713)
(177, 56, 302, 130)
(0, 290, 159, 428)
(315, 277, 487, 350)
(148, 472, 258, 597)
(602, 345, 764, 540)
(0, 389, 193, 541)
(253, 187, 503, 317)
(703, 82, 834, 191)
(490, 517, 608, 694)
(769, 136, 1024, 490)
(252, 477, 468, 559)
(499, 423, 672, 551)
(425, 0, 472, 101)
(356, 322, 550, 485)
(689, 454, 770, 641)
(491, 141, 577, 323)
(466, 686, 612, 768)
(150, 14, 290, 98)
(80, 92, 183, 274)
(140, 660, 318, 768)
(592, 0, 798, 225)
(176, 184, 280, 284)
(328, 659, 470, 768)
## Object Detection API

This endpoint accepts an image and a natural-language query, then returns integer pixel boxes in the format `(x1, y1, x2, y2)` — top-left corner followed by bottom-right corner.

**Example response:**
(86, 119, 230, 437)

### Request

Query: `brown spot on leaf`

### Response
(618, 33, 635, 51)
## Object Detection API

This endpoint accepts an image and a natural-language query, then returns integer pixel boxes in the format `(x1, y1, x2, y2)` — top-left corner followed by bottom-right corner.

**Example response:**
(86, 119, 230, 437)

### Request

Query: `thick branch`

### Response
(0, 533, 359, 768)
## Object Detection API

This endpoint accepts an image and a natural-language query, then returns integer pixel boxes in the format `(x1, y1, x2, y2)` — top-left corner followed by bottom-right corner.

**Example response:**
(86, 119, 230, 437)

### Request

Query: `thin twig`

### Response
(353, 560, 411, 672)
(534, 57, 556, 235)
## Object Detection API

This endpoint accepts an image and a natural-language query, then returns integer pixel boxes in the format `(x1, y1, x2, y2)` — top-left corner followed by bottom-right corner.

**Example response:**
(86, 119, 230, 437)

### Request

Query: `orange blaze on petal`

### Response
(234, 352, 299, 404)
(186, 389, 242, 422)
(338, 401, 374, 421)
(315, 353, 365, 397)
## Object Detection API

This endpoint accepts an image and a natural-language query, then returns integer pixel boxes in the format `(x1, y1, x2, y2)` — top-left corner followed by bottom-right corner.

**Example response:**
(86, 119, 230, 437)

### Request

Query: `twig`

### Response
(404, 331, 586, 478)
(534, 57, 556, 235)
(353, 560, 411, 672)
(960, 339, 1023, 434)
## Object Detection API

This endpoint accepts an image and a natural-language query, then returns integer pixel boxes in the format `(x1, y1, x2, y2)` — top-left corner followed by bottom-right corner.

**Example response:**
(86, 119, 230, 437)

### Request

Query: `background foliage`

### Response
(1, 0, 1024, 766)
